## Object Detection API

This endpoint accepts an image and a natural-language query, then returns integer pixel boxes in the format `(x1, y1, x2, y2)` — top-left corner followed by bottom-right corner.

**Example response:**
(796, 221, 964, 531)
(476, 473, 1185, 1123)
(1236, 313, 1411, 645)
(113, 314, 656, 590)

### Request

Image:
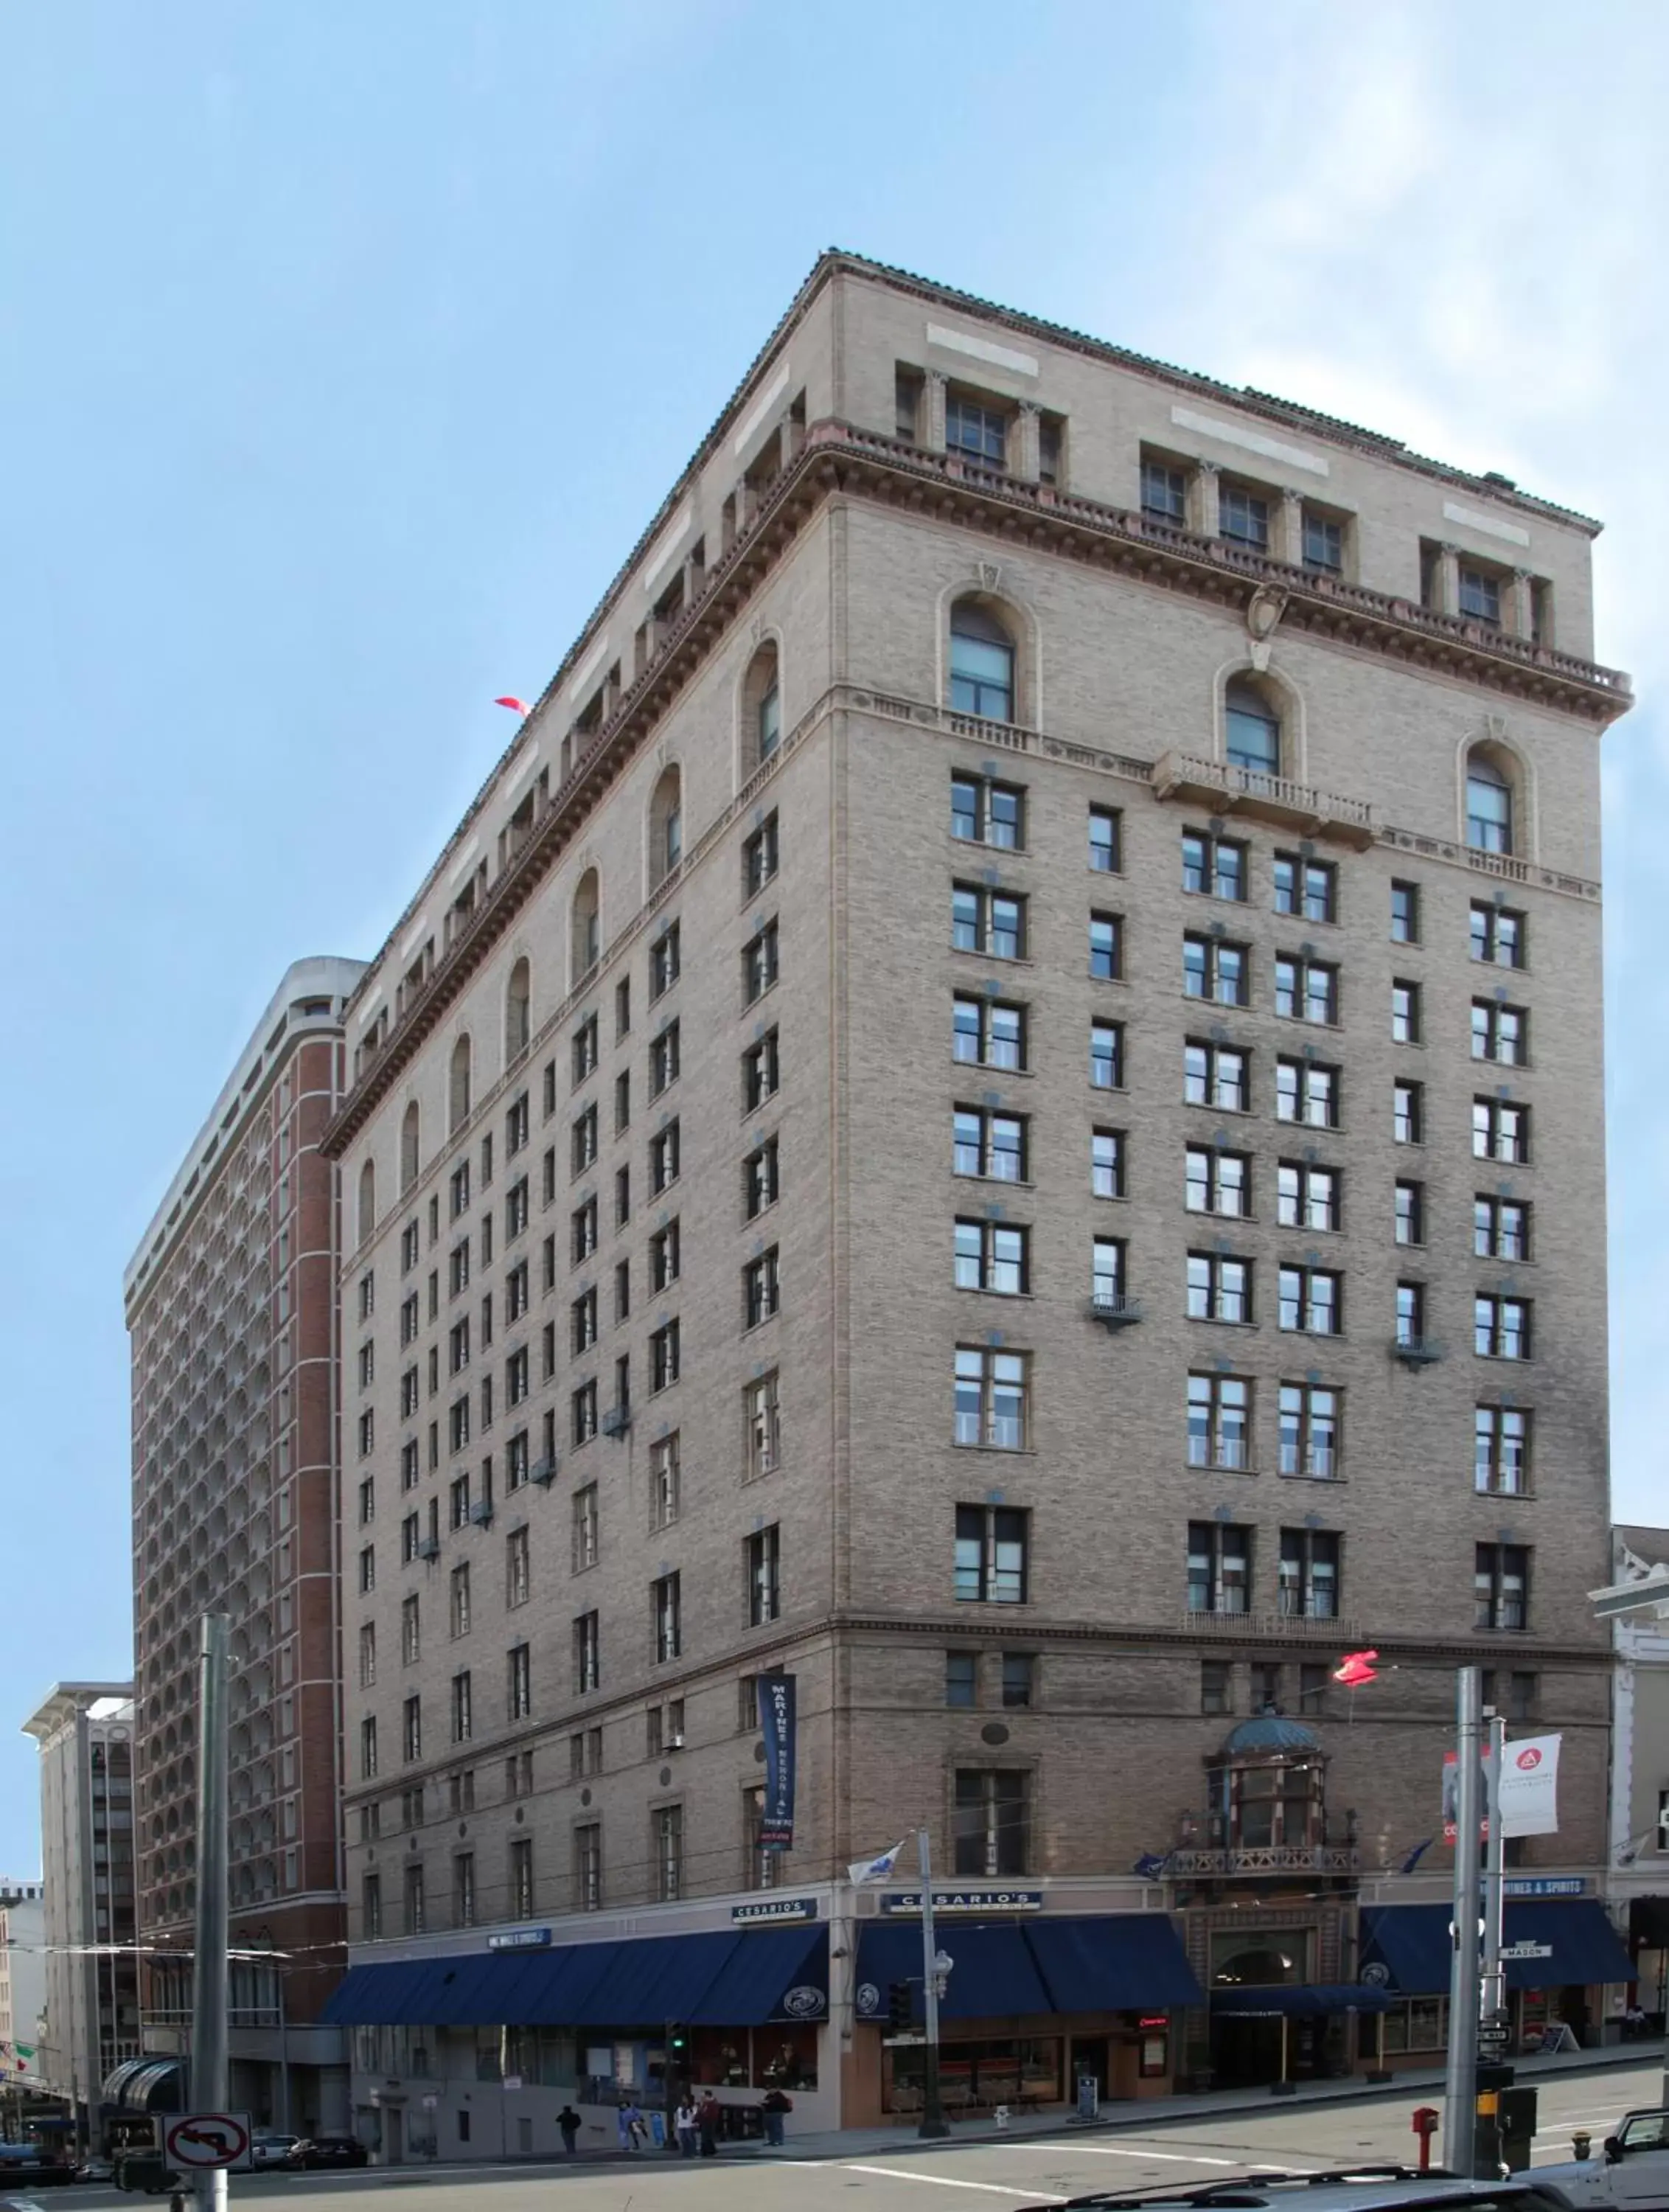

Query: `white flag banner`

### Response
(848, 1839, 907, 1887)
(1497, 1733, 1561, 1837)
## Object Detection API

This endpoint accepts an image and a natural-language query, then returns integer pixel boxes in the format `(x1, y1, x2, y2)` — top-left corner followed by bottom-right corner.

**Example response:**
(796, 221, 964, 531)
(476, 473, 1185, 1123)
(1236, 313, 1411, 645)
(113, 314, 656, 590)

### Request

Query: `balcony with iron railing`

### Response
(1087, 1291, 1143, 1329)
(1168, 1840, 1359, 1877)
(1184, 1607, 1360, 1641)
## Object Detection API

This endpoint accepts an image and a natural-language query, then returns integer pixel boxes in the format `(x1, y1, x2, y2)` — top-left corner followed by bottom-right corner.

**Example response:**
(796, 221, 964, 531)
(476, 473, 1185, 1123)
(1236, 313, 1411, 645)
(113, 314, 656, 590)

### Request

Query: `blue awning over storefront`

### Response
(324, 1924, 829, 2030)
(1359, 1900, 1634, 1997)
(1212, 1983, 1390, 2018)
(854, 1914, 1200, 2022)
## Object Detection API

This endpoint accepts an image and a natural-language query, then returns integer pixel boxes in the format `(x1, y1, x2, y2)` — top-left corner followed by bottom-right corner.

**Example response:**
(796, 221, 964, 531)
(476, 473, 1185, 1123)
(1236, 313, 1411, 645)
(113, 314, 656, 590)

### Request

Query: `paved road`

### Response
(36, 2062, 1665, 2211)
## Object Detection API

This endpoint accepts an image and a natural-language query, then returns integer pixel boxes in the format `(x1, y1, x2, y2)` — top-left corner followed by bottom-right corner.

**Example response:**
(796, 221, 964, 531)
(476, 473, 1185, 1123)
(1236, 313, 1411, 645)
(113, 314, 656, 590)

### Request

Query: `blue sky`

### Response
(1, 1, 1663, 1874)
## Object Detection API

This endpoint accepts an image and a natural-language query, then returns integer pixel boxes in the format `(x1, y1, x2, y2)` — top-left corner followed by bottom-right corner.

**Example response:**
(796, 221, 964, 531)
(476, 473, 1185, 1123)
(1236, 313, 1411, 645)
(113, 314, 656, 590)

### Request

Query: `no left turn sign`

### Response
(164, 2114, 253, 2169)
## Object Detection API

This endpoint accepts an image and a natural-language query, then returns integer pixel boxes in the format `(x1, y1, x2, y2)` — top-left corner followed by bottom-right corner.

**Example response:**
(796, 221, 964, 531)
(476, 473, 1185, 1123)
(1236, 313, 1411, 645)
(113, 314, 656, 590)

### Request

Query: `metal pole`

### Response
(189, 1616, 230, 2212)
(1481, 1715, 1506, 2031)
(276, 1970, 290, 2138)
(1443, 1666, 1483, 2178)
(916, 1829, 948, 2140)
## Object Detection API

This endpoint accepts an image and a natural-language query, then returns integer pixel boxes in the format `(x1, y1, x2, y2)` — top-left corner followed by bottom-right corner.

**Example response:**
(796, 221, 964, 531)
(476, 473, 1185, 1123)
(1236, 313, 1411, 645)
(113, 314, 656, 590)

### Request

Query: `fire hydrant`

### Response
(1411, 2107, 1441, 2173)
(1572, 2132, 1592, 2163)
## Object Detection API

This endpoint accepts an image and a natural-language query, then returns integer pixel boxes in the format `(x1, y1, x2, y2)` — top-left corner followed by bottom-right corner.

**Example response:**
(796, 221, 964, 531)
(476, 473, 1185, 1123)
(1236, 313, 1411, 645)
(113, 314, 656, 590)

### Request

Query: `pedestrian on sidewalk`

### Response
(617, 2096, 647, 2151)
(760, 2086, 792, 2148)
(675, 2096, 699, 2157)
(557, 2106, 581, 2156)
(697, 2090, 721, 2157)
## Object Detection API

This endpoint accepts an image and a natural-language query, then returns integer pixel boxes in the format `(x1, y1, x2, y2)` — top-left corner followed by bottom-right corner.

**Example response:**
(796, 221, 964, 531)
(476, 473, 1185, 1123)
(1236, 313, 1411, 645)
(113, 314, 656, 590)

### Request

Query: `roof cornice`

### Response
(324, 422, 1629, 1155)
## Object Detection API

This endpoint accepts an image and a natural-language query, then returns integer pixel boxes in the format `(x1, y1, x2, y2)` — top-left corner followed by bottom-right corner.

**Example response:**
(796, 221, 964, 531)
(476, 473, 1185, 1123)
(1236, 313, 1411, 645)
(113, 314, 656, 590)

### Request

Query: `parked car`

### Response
(1017, 2172, 1583, 2212)
(0, 2148, 72, 2191)
(285, 2138, 369, 2171)
(248, 2136, 300, 2172)
(1533, 2107, 1669, 2208)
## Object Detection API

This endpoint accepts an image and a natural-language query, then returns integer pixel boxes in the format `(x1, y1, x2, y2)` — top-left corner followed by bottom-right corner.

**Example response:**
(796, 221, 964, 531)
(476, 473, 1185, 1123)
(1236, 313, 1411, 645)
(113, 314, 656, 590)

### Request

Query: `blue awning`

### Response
(856, 1919, 1052, 2021)
(689, 1923, 828, 2025)
(1026, 1915, 1202, 2013)
(101, 2056, 184, 2112)
(1212, 1983, 1391, 2018)
(324, 1922, 830, 2030)
(1360, 1901, 1634, 1997)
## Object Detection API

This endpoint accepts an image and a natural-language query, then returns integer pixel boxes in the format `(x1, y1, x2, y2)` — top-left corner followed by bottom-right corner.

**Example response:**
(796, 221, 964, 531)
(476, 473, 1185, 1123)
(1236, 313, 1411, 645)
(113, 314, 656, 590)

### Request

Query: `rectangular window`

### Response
(1278, 1382, 1340, 1480)
(953, 1769, 1029, 1877)
(400, 1437, 419, 1489)
(1459, 566, 1502, 625)
(574, 1610, 600, 1692)
(401, 1593, 420, 1664)
(508, 1835, 534, 1919)
(1091, 1127, 1126, 1200)
(571, 1287, 597, 1355)
(744, 813, 780, 897)
(952, 883, 1026, 959)
(1275, 1056, 1338, 1127)
(1278, 1265, 1340, 1335)
(650, 1433, 680, 1528)
(1088, 806, 1121, 873)
(743, 1029, 781, 1114)
(953, 1346, 1028, 1450)
(448, 1561, 471, 1636)
(358, 1621, 377, 1686)
(650, 1020, 681, 1096)
(571, 1015, 599, 1087)
(1390, 880, 1420, 944)
(745, 1372, 781, 1478)
(574, 1822, 602, 1911)
(571, 1195, 598, 1263)
(650, 1121, 680, 1194)
(400, 1290, 419, 1346)
(360, 1716, 378, 1778)
(615, 1165, 631, 1226)
(1277, 1161, 1339, 1232)
(649, 921, 680, 1001)
(1187, 1250, 1252, 1324)
(953, 1217, 1029, 1295)
(450, 1669, 473, 1743)
(1472, 1001, 1527, 1065)
(1475, 1195, 1531, 1262)
(1393, 1079, 1424, 1145)
(1471, 904, 1525, 967)
(653, 1572, 682, 1662)
(953, 995, 1026, 1072)
(358, 1408, 374, 1458)
(953, 1105, 1028, 1182)
(1275, 955, 1337, 1025)
(363, 1871, 383, 1935)
(1475, 1543, 1530, 1629)
(945, 392, 1010, 465)
(1001, 1652, 1035, 1709)
(649, 1319, 680, 1392)
(950, 773, 1025, 849)
(945, 1651, 978, 1708)
(1475, 1295, 1532, 1361)
(1091, 1237, 1125, 1311)
(1182, 933, 1249, 1005)
(1185, 1040, 1248, 1112)
(1273, 854, 1337, 923)
(404, 1861, 426, 1935)
(570, 1106, 598, 1178)
(449, 1316, 470, 1374)
(1476, 1405, 1531, 1496)
(504, 1641, 532, 1723)
(450, 1162, 471, 1220)
(1218, 480, 1269, 549)
(744, 1248, 781, 1327)
(1473, 1098, 1530, 1164)
(1089, 911, 1123, 980)
(1181, 830, 1245, 901)
(954, 1503, 1028, 1603)
(1187, 1520, 1250, 1613)
(571, 1378, 598, 1446)
(653, 1804, 683, 1902)
(572, 1483, 599, 1572)
(743, 922, 779, 1005)
(358, 1545, 375, 1594)
(1301, 509, 1343, 576)
(401, 1219, 420, 1273)
(1396, 1280, 1426, 1350)
(1186, 1375, 1250, 1471)
(649, 1219, 681, 1291)
(1185, 1145, 1248, 1217)
(747, 1526, 781, 1625)
(1391, 981, 1421, 1044)
(1278, 1528, 1340, 1618)
(506, 1526, 530, 1609)
(448, 1240, 470, 1298)
(1200, 1660, 1232, 1717)
(400, 1510, 419, 1563)
(1090, 1020, 1123, 1091)
(1394, 1179, 1425, 1247)
(1142, 454, 1187, 523)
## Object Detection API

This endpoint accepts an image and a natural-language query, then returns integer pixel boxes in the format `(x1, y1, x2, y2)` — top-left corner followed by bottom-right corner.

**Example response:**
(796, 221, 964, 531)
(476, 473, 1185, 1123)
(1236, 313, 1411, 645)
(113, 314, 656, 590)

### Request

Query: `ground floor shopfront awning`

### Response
(322, 1920, 828, 2031)
(100, 2056, 184, 2113)
(854, 1913, 1202, 2022)
(1211, 1983, 1390, 2018)
(1359, 1899, 1634, 1996)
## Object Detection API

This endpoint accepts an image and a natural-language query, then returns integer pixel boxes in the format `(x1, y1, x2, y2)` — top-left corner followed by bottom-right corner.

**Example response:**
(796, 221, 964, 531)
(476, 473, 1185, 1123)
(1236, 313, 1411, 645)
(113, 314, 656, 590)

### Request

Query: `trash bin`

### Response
(1497, 2084, 1538, 2173)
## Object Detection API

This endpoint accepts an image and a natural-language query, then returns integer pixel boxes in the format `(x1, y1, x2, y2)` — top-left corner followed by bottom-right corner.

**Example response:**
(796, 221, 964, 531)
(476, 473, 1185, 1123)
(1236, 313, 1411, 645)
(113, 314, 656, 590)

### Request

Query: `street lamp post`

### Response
(1443, 1666, 1484, 2178)
(916, 1829, 950, 2141)
(1589, 1566, 1669, 2109)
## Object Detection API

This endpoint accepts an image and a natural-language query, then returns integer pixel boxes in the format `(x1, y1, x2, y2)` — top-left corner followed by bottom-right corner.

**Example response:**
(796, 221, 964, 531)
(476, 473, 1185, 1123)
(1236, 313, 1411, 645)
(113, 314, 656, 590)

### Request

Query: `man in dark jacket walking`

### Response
(697, 2092, 722, 2157)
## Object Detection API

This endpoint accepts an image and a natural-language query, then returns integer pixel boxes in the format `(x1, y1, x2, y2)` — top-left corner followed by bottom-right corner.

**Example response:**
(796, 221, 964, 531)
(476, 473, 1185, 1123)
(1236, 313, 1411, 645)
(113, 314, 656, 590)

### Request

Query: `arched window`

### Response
(648, 767, 682, 891)
(400, 1102, 419, 1195)
(505, 957, 532, 1060)
(1224, 678, 1281, 777)
(1466, 752, 1513, 853)
(448, 1036, 473, 1134)
(949, 600, 1015, 722)
(742, 641, 780, 773)
(571, 868, 601, 985)
(356, 1158, 376, 1243)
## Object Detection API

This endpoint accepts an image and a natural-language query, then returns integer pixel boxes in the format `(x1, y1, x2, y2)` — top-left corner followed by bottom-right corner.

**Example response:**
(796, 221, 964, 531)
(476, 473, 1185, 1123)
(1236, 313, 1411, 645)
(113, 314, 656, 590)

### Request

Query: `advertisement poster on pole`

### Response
(1496, 1733, 1560, 1837)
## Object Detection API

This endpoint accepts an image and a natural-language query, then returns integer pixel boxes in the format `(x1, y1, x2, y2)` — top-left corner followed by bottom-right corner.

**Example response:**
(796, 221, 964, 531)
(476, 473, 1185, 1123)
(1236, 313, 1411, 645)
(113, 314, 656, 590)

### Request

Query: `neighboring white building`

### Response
(0, 1880, 46, 2082)
(1606, 1526, 1669, 2019)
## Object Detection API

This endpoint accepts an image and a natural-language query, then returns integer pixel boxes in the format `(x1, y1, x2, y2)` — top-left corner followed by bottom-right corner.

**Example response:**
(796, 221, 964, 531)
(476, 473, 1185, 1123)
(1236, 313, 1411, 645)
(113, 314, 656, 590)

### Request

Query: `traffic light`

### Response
(667, 2022, 687, 2053)
(887, 1980, 912, 2033)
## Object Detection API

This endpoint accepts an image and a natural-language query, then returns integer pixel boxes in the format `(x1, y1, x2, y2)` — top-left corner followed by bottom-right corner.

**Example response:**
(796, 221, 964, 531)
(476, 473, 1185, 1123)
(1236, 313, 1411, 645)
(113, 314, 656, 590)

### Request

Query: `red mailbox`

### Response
(1411, 2107, 1441, 2172)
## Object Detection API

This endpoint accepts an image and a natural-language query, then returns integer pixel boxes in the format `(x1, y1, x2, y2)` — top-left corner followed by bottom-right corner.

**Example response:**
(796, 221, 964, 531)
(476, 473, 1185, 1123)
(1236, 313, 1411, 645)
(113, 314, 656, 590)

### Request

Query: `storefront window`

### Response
(1380, 1997, 1447, 2053)
(885, 2036, 1060, 2114)
(475, 2027, 501, 2081)
(1137, 2019, 1170, 2078)
(752, 2026, 818, 2089)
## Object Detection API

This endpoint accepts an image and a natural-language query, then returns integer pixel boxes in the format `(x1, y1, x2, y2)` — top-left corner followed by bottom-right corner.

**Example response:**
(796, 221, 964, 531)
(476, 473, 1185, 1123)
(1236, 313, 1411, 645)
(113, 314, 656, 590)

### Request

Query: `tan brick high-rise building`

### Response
(319, 254, 1633, 2149)
(125, 957, 363, 2135)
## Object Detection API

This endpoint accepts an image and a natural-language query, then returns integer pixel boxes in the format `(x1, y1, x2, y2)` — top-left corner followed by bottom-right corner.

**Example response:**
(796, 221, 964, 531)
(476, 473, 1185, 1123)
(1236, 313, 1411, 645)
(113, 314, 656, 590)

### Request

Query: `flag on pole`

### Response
(494, 695, 533, 717)
(1399, 1837, 1435, 1874)
(847, 1839, 906, 1886)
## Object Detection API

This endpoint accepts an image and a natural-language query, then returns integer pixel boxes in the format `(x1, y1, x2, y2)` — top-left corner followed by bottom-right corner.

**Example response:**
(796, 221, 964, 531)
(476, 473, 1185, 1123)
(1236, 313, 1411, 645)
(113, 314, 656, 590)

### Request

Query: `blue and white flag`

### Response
(1132, 1852, 1171, 1879)
(848, 1838, 907, 1886)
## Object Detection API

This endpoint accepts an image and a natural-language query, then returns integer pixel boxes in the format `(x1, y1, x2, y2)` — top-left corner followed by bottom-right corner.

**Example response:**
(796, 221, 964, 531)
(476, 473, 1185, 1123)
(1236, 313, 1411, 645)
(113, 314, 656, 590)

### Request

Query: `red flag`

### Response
(494, 695, 533, 717)
(1332, 1648, 1379, 1686)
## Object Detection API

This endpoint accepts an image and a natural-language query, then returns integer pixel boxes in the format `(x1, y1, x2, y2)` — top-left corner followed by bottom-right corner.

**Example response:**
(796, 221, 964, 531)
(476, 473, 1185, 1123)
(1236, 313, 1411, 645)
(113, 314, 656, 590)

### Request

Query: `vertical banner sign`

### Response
(759, 1674, 797, 1849)
(1496, 1733, 1561, 1837)
(1442, 1749, 1491, 1844)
